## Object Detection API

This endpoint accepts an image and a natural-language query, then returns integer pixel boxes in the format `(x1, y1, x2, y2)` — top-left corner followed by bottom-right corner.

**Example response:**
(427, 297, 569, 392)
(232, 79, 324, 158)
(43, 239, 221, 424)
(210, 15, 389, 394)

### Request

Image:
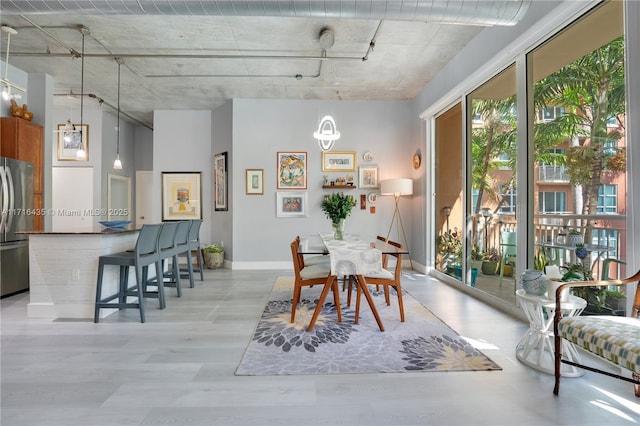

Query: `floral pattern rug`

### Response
(235, 277, 501, 375)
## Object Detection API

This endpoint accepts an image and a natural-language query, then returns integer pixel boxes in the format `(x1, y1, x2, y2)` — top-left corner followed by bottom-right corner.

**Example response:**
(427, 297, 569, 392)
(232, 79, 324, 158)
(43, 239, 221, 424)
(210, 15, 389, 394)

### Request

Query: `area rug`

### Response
(235, 277, 501, 375)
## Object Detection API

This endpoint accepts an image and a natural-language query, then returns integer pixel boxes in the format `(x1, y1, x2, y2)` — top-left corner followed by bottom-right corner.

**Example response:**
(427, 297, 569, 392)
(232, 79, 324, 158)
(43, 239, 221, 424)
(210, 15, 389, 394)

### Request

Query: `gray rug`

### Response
(235, 277, 502, 375)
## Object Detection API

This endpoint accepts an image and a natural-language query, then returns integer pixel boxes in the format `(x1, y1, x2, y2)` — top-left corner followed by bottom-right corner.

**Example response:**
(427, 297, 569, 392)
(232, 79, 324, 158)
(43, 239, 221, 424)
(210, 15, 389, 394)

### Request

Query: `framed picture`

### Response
(276, 192, 307, 218)
(161, 172, 202, 221)
(322, 151, 357, 172)
(359, 165, 379, 189)
(57, 124, 89, 161)
(277, 151, 307, 189)
(246, 169, 264, 195)
(214, 152, 228, 211)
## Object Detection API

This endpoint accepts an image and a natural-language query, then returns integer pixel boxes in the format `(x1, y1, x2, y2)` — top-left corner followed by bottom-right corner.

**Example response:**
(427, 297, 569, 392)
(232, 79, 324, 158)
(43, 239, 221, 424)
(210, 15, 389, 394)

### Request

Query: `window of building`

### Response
(539, 191, 566, 213)
(597, 185, 617, 213)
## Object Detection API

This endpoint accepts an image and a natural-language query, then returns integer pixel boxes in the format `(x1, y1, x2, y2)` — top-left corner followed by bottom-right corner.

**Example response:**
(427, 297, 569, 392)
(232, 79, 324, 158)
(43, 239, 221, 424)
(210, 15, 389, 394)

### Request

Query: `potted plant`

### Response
(471, 244, 485, 270)
(566, 228, 583, 246)
(203, 244, 224, 269)
(437, 228, 462, 273)
(481, 247, 501, 275)
(320, 192, 355, 240)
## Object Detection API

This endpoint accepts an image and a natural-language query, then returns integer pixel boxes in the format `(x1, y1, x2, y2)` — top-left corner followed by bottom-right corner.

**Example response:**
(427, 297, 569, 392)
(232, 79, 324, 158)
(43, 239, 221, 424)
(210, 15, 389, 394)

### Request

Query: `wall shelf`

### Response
(322, 185, 356, 190)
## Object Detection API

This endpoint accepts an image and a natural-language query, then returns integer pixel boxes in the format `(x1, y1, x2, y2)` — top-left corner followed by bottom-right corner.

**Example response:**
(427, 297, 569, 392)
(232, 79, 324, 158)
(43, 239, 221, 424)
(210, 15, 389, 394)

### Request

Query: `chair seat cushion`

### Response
(364, 268, 394, 280)
(558, 315, 640, 374)
(304, 255, 329, 266)
(299, 264, 331, 280)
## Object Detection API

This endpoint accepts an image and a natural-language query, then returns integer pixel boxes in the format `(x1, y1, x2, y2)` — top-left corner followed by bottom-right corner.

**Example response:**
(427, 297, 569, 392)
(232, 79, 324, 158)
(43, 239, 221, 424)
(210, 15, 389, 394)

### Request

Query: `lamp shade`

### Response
(380, 178, 413, 196)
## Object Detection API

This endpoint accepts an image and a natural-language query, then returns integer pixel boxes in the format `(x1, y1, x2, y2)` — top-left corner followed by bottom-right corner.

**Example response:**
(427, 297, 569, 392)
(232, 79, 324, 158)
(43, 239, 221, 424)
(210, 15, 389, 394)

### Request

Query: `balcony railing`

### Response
(538, 165, 569, 182)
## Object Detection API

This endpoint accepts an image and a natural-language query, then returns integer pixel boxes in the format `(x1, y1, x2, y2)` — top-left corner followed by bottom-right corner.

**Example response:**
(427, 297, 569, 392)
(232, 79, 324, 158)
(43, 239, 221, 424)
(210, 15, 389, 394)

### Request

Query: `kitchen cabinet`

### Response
(1, 117, 44, 231)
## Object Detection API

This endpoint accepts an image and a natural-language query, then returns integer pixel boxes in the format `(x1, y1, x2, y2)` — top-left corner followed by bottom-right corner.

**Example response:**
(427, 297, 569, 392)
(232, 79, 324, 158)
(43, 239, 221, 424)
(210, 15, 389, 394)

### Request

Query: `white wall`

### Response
(229, 99, 413, 268)
(211, 101, 233, 255)
(152, 110, 212, 240)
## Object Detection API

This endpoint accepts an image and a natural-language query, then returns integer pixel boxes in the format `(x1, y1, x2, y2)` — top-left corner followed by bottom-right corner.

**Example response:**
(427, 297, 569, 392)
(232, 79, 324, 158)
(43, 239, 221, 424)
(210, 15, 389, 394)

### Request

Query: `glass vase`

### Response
(332, 220, 344, 240)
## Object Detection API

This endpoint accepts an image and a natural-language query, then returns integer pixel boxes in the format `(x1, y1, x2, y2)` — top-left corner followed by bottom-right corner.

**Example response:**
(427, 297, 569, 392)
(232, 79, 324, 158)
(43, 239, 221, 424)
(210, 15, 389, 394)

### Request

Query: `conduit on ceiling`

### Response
(1, 1, 531, 27)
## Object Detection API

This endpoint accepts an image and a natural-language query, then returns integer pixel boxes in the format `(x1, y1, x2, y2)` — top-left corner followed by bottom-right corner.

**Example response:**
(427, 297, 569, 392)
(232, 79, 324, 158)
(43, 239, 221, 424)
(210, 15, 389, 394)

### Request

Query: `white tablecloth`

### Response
(319, 233, 382, 276)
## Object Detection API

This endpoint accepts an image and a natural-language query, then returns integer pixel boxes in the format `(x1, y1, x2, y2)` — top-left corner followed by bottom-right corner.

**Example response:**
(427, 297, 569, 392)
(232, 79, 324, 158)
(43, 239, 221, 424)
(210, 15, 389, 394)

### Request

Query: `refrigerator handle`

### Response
(0, 166, 8, 233)
(5, 165, 14, 232)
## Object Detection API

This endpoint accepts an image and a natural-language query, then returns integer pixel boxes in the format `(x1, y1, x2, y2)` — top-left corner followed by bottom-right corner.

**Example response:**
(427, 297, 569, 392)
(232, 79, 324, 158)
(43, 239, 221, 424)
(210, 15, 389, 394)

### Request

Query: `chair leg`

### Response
(291, 284, 301, 323)
(172, 255, 182, 297)
(395, 285, 405, 322)
(94, 261, 105, 323)
(134, 264, 146, 323)
(196, 248, 204, 281)
(331, 276, 342, 323)
(185, 250, 195, 288)
(155, 261, 166, 309)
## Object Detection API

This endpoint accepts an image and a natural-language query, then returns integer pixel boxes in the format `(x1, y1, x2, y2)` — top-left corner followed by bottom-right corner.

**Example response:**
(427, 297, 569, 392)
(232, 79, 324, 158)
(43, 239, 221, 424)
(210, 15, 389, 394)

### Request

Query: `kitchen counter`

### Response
(24, 228, 141, 319)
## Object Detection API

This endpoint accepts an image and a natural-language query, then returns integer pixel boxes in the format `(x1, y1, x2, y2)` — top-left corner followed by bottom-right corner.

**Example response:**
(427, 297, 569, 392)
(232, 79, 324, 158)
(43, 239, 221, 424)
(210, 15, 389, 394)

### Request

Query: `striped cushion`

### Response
(558, 316, 640, 374)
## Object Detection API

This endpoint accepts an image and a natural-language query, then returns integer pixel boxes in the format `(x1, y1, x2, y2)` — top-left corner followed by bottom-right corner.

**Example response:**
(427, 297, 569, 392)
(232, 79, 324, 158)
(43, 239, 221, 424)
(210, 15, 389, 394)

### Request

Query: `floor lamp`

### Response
(380, 178, 413, 269)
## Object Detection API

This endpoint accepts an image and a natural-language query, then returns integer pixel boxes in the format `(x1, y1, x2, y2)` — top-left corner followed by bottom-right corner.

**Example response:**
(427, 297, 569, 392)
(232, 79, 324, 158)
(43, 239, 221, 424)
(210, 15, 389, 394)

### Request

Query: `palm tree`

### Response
(533, 36, 626, 242)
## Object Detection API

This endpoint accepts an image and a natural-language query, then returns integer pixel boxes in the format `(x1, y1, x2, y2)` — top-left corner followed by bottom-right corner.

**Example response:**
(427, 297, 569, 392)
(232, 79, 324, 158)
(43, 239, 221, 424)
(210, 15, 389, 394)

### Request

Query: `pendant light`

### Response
(1, 25, 26, 100)
(113, 57, 123, 170)
(75, 26, 89, 161)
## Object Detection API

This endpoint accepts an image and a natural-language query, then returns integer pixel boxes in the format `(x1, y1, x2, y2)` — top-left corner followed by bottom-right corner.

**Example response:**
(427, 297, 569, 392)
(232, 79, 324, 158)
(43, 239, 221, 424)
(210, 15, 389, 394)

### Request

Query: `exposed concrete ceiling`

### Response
(0, 1, 531, 128)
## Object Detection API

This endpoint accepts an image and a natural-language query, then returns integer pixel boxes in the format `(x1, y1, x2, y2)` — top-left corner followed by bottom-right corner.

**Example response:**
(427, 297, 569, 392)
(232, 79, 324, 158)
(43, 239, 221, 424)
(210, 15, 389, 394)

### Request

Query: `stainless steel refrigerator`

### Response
(1, 157, 34, 297)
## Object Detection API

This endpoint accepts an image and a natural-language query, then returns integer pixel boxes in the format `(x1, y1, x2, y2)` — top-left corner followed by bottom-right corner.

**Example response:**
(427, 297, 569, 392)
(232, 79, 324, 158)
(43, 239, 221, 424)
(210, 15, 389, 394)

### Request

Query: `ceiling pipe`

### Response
(0, 1, 531, 27)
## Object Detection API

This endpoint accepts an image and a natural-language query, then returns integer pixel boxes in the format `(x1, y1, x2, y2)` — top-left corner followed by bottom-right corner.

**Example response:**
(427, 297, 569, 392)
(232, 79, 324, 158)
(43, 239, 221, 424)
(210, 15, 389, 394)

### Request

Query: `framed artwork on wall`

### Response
(161, 172, 202, 220)
(322, 151, 357, 172)
(246, 169, 264, 195)
(277, 151, 307, 190)
(57, 124, 89, 161)
(276, 192, 307, 217)
(358, 165, 379, 189)
(214, 152, 228, 211)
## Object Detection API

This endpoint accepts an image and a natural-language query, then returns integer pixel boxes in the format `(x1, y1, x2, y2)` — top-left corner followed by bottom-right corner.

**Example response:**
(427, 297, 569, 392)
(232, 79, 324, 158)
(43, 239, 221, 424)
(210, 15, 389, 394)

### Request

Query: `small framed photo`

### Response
(277, 152, 307, 190)
(161, 172, 202, 221)
(57, 124, 89, 161)
(214, 152, 228, 211)
(246, 169, 264, 195)
(322, 151, 357, 172)
(276, 192, 307, 218)
(359, 165, 379, 189)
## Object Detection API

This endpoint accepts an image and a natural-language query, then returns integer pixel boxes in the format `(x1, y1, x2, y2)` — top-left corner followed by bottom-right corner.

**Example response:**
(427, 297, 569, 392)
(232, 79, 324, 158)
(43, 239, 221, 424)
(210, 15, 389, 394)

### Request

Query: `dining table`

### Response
(298, 233, 409, 332)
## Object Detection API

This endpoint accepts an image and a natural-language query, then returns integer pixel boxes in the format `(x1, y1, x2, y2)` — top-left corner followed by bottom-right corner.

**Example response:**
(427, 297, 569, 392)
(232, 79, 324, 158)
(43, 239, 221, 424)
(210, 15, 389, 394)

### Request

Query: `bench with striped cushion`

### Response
(553, 270, 640, 397)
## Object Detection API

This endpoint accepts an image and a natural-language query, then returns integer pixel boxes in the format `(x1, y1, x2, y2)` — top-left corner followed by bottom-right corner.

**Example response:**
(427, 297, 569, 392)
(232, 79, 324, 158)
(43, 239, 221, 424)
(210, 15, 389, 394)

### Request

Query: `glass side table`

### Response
(515, 289, 586, 377)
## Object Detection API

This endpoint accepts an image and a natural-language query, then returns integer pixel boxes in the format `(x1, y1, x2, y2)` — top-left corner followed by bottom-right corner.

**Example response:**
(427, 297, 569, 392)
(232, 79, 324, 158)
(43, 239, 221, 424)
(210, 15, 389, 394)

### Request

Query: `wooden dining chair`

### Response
(290, 239, 342, 324)
(352, 239, 405, 322)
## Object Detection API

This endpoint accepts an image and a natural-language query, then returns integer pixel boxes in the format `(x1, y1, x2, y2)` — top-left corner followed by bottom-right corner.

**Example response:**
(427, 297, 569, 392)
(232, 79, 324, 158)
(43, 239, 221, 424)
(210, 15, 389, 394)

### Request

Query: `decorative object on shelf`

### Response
(322, 151, 356, 172)
(99, 220, 132, 230)
(277, 151, 307, 189)
(320, 192, 355, 240)
(9, 99, 33, 120)
(113, 57, 124, 170)
(358, 165, 379, 189)
(276, 191, 307, 218)
(203, 244, 224, 269)
(314, 115, 341, 151)
(245, 169, 264, 195)
(521, 269, 547, 295)
(363, 151, 374, 162)
(161, 172, 202, 220)
(214, 152, 228, 210)
(367, 193, 377, 203)
(323, 175, 328, 185)
(57, 123, 89, 161)
(1, 25, 27, 101)
(413, 149, 422, 169)
(380, 178, 413, 268)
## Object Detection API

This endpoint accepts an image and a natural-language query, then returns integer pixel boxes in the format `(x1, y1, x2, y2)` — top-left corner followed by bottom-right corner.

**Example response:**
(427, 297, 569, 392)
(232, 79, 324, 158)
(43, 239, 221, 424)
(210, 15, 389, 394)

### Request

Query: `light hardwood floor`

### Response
(1, 268, 638, 425)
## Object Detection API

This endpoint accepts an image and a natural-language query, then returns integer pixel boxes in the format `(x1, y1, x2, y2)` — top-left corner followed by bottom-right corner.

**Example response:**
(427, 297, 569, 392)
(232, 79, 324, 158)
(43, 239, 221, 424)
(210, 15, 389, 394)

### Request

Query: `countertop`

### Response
(18, 227, 139, 235)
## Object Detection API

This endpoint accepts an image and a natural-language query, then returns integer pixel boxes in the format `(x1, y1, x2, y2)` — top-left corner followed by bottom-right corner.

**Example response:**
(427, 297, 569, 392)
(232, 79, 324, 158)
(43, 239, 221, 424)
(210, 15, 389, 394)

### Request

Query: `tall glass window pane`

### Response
(529, 1, 627, 290)
(467, 64, 517, 301)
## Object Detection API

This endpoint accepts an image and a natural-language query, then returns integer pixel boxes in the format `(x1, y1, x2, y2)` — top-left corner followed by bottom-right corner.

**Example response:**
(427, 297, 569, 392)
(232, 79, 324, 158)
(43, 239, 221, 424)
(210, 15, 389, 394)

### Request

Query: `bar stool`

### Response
(172, 221, 192, 287)
(181, 219, 204, 284)
(94, 223, 163, 323)
(154, 221, 182, 298)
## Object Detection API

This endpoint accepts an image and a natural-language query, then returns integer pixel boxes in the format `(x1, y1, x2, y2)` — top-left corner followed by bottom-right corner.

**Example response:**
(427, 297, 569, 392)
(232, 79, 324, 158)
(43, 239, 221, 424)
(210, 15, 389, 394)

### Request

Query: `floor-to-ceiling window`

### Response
(431, 1, 628, 312)
(529, 0, 627, 299)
